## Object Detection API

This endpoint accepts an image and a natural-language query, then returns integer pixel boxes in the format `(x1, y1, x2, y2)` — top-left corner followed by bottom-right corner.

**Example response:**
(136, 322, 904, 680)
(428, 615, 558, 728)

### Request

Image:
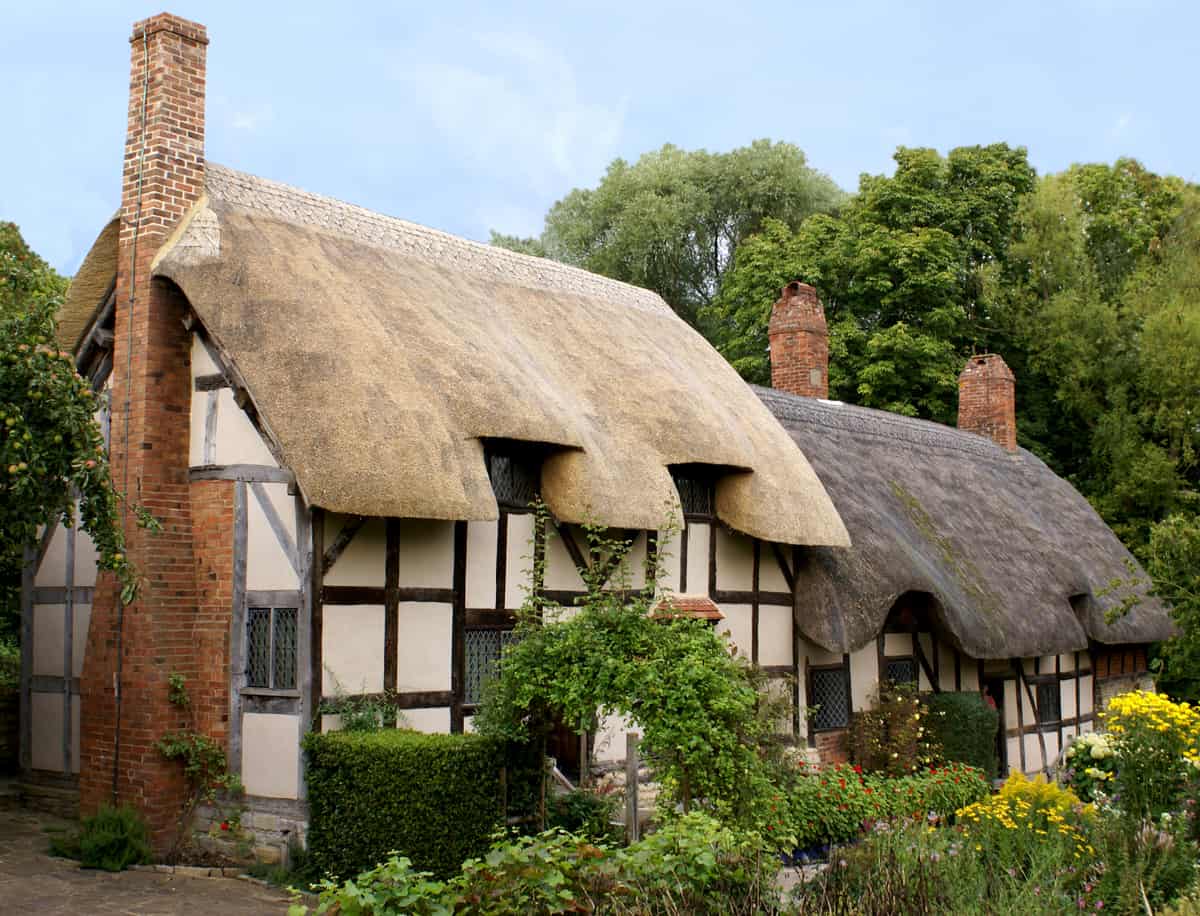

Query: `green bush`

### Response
(303, 729, 509, 880)
(849, 682, 941, 776)
(295, 813, 780, 916)
(925, 691, 999, 779)
(546, 786, 620, 843)
(50, 804, 152, 872)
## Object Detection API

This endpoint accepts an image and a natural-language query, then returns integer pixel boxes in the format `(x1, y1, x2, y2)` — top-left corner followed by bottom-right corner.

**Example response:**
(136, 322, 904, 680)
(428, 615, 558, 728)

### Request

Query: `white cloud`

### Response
(395, 31, 625, 198)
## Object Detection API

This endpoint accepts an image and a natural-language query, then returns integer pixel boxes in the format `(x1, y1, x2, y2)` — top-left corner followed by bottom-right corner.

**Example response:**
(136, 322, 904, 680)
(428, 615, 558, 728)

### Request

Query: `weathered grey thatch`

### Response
(61, 165, 849, 545)
(757, 387, 1174, 658)
(58, 213, 119, 351)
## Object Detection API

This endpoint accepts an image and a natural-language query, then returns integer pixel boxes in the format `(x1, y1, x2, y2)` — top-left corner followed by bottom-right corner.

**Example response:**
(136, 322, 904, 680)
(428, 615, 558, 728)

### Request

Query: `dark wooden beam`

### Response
(383, 520, 400, 695)
(250, 481, 299, 578)
(770, 542, 795, 591)
(193, 372, 228, 391)
(309, 507, 325, 732)
(451, 521, 467, 733)
(321, 585, 387, 605)
(322, 515, 367, 575)
(189, 464, 295, 484)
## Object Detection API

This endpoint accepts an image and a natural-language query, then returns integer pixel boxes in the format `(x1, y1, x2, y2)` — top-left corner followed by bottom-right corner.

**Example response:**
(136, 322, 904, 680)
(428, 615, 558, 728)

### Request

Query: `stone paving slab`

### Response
(0, 808, 293, 915)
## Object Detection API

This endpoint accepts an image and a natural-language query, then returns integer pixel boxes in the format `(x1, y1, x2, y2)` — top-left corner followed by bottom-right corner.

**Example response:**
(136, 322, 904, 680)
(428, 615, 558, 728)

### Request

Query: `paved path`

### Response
(0, 807, 293, 915)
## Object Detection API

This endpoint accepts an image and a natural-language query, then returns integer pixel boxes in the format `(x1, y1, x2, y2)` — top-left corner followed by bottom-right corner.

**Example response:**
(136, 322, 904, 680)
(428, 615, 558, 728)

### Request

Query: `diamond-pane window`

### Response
(810, 667, 850, 730)
(671, 470, 714, 517)
(885, 657, 918, 686)
(487, 453, 539, 509)
(246, 606, 297, 690)
(465, 629, 517, 705)
(1036, 681, 1062, 725)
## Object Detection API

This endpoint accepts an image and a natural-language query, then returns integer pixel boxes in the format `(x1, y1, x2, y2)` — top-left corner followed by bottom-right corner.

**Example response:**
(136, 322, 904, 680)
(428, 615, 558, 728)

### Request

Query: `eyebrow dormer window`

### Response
(670, 465, 716, 518)
(485, 440, 546, 510)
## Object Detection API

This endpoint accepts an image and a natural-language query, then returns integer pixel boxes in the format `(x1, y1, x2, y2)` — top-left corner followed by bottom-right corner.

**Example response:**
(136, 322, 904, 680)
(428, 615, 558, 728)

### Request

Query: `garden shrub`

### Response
(50, 804, 152, 872)
(295, 813, 780, 916)
(925, 691, 999, 779)
(303, 729, 510, 879)
(783, 761, 989, 853)
(1089, 812, 1199, 914)
(546, 786, 620, 842)
(1062, 730, 1118, 803)
(849, 681, 941, 776)
(1102, 690, 1200, 819)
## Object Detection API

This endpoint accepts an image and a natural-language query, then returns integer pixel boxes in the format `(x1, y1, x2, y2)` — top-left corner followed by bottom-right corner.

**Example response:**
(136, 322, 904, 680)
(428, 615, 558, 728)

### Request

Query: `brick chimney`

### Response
(768, 281, 828, 398)
(957, 354, 1017, 451)
(79, 13, 214, 849)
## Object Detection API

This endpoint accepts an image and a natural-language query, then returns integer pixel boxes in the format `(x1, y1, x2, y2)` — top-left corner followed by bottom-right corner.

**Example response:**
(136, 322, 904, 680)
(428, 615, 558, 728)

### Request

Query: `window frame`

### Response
(1034, 678, 1063, 728)
(807, 663, 852, 733)
(243, 605, 300, 696)
(883, 655, 919, 687)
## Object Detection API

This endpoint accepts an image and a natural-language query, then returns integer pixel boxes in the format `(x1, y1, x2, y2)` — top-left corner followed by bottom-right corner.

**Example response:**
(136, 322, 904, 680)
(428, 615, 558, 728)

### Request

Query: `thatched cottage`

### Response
(21, 12, 1171, 852)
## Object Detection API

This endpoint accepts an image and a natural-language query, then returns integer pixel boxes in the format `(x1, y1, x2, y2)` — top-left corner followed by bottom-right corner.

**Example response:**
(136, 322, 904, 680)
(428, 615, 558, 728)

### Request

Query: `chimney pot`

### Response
(768, 281, 828, 399)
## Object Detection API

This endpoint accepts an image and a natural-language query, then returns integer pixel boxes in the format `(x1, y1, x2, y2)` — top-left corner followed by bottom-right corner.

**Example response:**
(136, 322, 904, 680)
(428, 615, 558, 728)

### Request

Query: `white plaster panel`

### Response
(1005, 738, 1021, 777)
(463, 715, 477, 733)
(960, 661, 980, 692)
(720, 603, 752, 659)
(849, 644, 878, 712)
(402, 707, 450, 734)
(246, 483, 299, 591)
(767, 677, 794, 736)
(937, 643, 957, 691)
(758, 606, 793, 668)
(544, 605, 578, 624)
(214, 387, 277, 466)
(1043, 731, 1060, 766)
(1004, 681, 1019, 729)
(32, 604, 65, 677)
(189, 388, 208, 466)
(594, 713, 636, 764)
(74, 526, 100, 587)
(1060, 653, 1077, 673)
(917, 634, 934, 691)
(323, 605, 385, 696)
(320, 714, 343, 732)
(71, 696, 80, 773)
(73, 604, 90, 677)
(800, 638, 842, 668)
(323, 516, 386, 587)
(1061, 679, 1077, 720)
(656, 528, 682, 595)
(397, 602, 452, 692)
(1023, 735, 1043, 773)
(192, 333, 219, 375)
(397, 519, 455, 588)
(1040, 655, 1058, 674)
(795, 665, 809, 740)
(241, 713, 300, 798)
(714, 526, 753, 591)
(685, 522, 710, 596)
(621, 532, 647, 590)
(883, 633, 912, 656)
(758, 543, 790, 593)
(33, 525, 68, 588)
(544, 526, 585, 591)
(465, 520, 498, 608)
(1079, 676, 1094, 714)
(30, 692, 64, 772)
(505, 513, 536, 609)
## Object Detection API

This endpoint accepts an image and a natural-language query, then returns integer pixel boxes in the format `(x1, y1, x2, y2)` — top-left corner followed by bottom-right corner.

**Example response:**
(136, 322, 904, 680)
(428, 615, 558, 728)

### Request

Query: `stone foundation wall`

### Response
(193, 795, 307, 866)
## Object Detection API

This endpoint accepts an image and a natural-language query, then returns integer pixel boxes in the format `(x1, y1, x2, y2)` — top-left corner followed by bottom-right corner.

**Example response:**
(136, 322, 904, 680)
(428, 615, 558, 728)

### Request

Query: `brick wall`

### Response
(768, 282, 828, 399)
(957, 354, 1017, 451)
(814, 729, 849, 765)
(78, 13, 211, 850)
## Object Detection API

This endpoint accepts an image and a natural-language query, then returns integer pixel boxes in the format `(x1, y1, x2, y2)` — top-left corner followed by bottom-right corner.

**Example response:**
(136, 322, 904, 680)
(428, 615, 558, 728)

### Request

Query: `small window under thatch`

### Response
(669, 464, 718, 518)
(484, 440, 548, 511)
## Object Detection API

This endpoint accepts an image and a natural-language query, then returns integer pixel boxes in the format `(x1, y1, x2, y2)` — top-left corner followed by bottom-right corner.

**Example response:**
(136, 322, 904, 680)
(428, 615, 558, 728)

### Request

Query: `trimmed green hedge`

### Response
(926, 692, 999, 779)
(303, 729, 507, 879)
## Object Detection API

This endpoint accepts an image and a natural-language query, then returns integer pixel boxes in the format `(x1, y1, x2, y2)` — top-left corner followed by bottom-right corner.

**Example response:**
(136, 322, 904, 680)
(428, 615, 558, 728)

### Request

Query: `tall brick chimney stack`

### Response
(957, 354, 1017, 451)
(768, 281, 828, 398)
(79, 13, 211, 849)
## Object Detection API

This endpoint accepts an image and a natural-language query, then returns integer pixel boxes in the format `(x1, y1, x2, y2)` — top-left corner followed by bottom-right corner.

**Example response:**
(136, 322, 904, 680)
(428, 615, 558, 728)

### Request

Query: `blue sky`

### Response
(3, 0, 1197, 274)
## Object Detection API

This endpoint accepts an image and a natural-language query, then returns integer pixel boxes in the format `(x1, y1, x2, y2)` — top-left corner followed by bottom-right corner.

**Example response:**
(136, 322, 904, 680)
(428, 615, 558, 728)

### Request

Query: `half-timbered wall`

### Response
(22, 382, 110, 784)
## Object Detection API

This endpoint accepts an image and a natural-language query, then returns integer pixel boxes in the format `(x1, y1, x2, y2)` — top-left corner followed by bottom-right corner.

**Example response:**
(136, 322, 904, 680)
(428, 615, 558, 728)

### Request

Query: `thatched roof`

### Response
(61, 165, 848, 545)
(58, 213, 119, 351)
(757, 387, 1174, 658)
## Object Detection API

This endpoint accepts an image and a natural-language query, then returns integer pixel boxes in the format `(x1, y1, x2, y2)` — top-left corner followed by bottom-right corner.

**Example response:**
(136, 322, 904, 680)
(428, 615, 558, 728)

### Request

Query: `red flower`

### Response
(853, 764, 863, 774)
(220, 820, 230, 831)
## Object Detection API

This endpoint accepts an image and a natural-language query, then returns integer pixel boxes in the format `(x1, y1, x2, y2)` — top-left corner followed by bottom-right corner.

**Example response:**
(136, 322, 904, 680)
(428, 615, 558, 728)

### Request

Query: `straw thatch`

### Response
(62, 164, 841, 544)
(757, 387, 1174, 658)
(57, 213, 119, 351)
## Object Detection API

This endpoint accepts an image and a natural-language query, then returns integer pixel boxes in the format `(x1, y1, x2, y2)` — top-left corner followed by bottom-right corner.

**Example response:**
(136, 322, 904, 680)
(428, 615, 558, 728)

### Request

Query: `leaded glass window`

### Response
(1036, 681, 1062, 725)
(810, 666, 851, 731)
(246, 606, 298, 690)
(671, 468, 715, 517)
(885, 657, 918, 686)
(465, 628, 517, 705)
(487, 452, 540, 509)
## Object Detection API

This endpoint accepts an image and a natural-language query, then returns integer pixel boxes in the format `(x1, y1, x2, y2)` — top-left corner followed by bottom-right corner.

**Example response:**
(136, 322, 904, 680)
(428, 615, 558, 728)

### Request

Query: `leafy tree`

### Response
(704, 143, 1034, 423)
(1145, 514, 1200, 703)
(0, 222, 150, 641)
(492, 140, 845, 327)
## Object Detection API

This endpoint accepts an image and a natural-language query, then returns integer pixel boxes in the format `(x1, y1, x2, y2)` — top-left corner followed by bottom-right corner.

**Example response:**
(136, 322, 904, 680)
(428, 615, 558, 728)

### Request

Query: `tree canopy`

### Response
(0, 222, 147, 641)
(491, 140, 845, 327)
